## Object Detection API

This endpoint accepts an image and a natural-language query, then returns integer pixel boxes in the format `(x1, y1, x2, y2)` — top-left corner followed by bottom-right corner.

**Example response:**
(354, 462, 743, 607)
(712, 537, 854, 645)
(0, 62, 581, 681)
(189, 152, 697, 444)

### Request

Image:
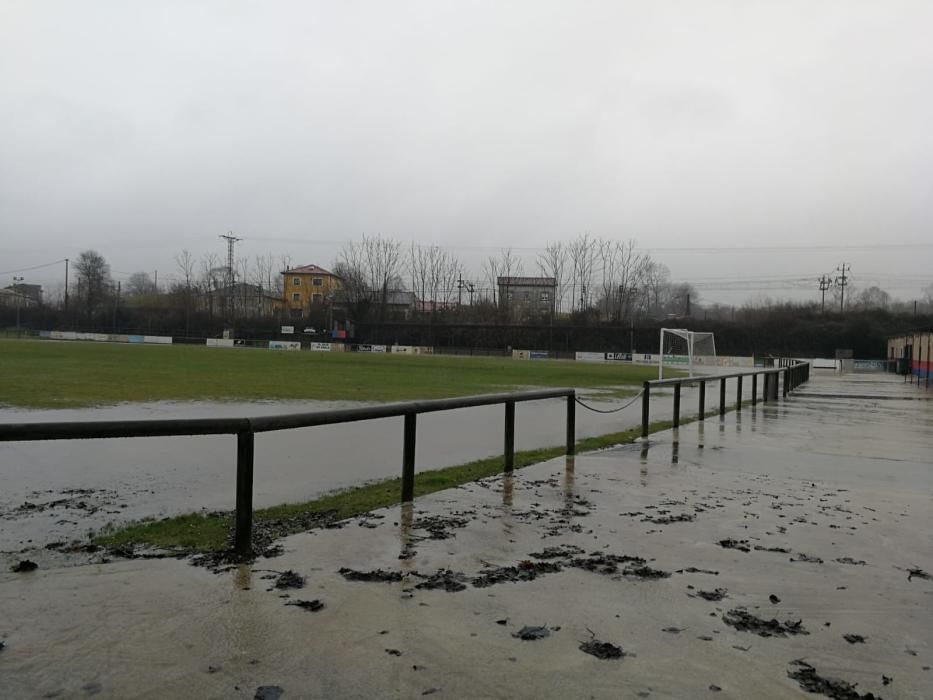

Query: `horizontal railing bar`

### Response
(0, 417, 252, 442)
(0, 388, 575, 442)
(648, 363, 807, 388)
(249, 389, 573, 433)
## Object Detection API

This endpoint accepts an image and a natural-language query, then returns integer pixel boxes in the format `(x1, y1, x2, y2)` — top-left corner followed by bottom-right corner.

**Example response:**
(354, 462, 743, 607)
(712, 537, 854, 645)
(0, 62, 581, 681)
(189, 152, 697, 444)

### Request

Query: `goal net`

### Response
(659, 328, 717, 379)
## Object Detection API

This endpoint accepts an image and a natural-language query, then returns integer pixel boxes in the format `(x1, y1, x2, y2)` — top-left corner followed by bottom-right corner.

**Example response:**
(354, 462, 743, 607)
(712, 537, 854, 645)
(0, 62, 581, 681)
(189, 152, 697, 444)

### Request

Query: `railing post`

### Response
(719, 377, 727, 417)
(751, 374, 758, 406)
(698, 380, 706, 420)
(672, 383, 681, 428)
(566, 393, 575, 455)
(736, 375, 743, 410)
(782, 369, 789, 398)
(235, 430, 255, 556)
(401, 413, 417, 502)
(504, 401, 515, 472)
(641, 381, 651, 438)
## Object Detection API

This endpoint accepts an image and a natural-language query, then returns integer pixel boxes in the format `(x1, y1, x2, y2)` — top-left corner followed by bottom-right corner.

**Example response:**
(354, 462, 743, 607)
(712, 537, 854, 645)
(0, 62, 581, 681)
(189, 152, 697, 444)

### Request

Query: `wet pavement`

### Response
(1, 372, 932, 698)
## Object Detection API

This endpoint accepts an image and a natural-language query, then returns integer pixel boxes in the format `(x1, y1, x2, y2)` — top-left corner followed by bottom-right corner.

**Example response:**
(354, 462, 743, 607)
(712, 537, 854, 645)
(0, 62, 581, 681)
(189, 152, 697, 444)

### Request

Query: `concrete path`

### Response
(1, 372, 931, 699)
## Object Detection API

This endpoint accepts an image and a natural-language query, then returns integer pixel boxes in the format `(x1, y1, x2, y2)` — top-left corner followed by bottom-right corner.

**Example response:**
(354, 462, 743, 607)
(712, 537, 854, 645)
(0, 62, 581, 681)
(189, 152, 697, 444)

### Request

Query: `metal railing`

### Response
(0, 388, 577, 555)
(641, 361, 811, 438)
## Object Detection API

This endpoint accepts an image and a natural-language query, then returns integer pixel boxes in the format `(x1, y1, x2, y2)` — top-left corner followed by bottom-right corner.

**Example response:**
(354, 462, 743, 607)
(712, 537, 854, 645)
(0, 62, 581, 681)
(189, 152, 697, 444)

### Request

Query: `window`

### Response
(312, 293, 323, 303)
(523, 291, 531, 300)
(291, 309, 303, 320)
(292, 292, 301, 302)
(293, 277, 301, 286)
(312, 277, 323, 287)
(540, 292, 550, 302)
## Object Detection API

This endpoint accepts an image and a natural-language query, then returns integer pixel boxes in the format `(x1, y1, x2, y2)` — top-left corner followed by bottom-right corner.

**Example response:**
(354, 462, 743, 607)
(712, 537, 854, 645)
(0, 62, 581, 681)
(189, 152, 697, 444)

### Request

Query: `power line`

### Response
(0, 259, 67, 275)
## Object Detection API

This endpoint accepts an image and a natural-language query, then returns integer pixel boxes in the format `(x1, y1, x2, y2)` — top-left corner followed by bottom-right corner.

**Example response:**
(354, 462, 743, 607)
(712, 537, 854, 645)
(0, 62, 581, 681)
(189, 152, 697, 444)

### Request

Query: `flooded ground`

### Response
(1, 372, 931, 698)
(0, 385, 709, 550)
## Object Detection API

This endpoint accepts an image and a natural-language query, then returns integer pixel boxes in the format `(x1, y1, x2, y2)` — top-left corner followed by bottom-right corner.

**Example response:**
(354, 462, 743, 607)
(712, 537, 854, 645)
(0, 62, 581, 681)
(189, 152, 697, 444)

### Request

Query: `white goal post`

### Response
(659, 328, 717, 380)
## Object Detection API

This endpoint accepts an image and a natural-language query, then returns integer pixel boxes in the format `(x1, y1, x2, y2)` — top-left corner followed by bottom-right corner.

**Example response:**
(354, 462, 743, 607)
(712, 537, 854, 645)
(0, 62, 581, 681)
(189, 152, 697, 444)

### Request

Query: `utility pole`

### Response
(818, 274, 832, 313)
(219, 231, 242, 329)
(112, 280, 121, 330)
(13, 276, 24, 331)
(686, 293, 691, 316)
(64, 258, 69, 315)
(467, 282, 475, 306)
(154, 270, 158, 292)
(835, 263, 850, 312)
(457, 273, 463, 306)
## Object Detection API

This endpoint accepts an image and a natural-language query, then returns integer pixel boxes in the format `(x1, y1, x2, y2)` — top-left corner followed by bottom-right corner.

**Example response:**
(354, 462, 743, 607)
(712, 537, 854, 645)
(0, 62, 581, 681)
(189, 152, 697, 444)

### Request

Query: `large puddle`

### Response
(0, 392, 685, 548)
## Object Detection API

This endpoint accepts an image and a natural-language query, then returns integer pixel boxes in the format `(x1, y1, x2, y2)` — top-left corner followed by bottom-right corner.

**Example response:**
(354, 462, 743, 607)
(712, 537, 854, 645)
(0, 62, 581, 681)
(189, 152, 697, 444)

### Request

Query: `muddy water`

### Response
(0, 390, 704, 548)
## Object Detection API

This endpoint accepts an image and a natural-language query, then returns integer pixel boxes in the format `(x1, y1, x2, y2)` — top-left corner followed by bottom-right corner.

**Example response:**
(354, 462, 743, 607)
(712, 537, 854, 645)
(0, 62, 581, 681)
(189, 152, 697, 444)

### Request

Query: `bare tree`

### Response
(408, 243, 430, 310)
(199, 253, 222, 320)
(175, 250, 196, 334)
(335, 235, 404, 321)
(643, 261, 671, 317)
(125, 272, 158, 297)
(481, 255, 501, 306)
(74, 250, 111, 318)
(613, 240, 650, 321)
(428, 246, 461, 309)
(537, 241, 567, 314)
(568, 234, 597, 313)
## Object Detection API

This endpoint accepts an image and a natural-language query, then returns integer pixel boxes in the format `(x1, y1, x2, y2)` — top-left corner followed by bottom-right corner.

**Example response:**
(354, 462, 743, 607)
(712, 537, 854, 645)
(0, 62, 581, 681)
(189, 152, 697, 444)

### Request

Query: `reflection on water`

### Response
(501, 473, 514, 508)
(398, 501, 414, 566)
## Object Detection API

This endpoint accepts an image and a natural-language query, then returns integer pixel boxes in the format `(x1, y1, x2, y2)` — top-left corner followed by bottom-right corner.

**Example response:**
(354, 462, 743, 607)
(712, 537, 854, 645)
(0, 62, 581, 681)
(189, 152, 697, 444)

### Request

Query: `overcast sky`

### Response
(2, 1, 931, 305)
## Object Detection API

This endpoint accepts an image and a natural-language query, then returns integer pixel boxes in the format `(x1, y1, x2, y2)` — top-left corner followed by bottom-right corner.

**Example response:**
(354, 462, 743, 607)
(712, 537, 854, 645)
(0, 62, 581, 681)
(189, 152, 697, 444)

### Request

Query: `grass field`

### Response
(0, 339, 664, 408)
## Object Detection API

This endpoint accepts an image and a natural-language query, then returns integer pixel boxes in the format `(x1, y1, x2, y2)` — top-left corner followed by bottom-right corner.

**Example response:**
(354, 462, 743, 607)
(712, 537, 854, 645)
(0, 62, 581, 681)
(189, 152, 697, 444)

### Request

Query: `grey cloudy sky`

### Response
(2, 1, 931, 305)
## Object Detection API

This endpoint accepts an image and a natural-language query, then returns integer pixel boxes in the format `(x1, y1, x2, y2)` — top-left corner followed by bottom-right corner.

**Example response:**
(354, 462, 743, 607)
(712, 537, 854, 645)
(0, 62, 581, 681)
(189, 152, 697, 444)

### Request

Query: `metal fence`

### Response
(641, 361, 811, 438)
(0, 389, 577, 555)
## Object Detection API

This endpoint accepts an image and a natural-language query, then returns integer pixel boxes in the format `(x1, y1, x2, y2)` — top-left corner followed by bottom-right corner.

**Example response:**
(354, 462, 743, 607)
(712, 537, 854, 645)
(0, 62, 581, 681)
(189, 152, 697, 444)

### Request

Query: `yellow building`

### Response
(282, 264, 343, 320)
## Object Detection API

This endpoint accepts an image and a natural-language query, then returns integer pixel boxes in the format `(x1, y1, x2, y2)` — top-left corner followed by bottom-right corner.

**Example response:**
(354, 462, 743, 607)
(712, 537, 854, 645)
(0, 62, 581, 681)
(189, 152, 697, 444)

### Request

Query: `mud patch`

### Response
(10, 560, 38, 572)
(843, 634, 867, 644)
(512, 625, 551, 641)
(338, 567, 405, 583)
(835, 557, 866, 566)
(413, 569, 469, 593)
(529, 544, 583, 559)
(642, 513, 695, 525)
(676, 567, 719, 575)
(579, 634, 627, 660)
(790, 553, 824, 564)
(718, 539, 750, 553)
(623, 565, 671, 580)
(787, 660, 882, 699)
(254, 686, 285, 700)
(722, 609, 808, 637)
(270, 570, 305, 590)
(411, 514, 470, 540)
(286, 599, 324, 612)
(696, 588, 728, 602)
(567, 552, 644, 576)
(472, 560, 562, 588)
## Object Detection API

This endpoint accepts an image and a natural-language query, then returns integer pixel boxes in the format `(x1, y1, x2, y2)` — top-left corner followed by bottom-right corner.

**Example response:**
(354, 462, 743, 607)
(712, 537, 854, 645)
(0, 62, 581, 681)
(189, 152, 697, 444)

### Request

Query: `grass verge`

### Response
(94, 419, 685, 554)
